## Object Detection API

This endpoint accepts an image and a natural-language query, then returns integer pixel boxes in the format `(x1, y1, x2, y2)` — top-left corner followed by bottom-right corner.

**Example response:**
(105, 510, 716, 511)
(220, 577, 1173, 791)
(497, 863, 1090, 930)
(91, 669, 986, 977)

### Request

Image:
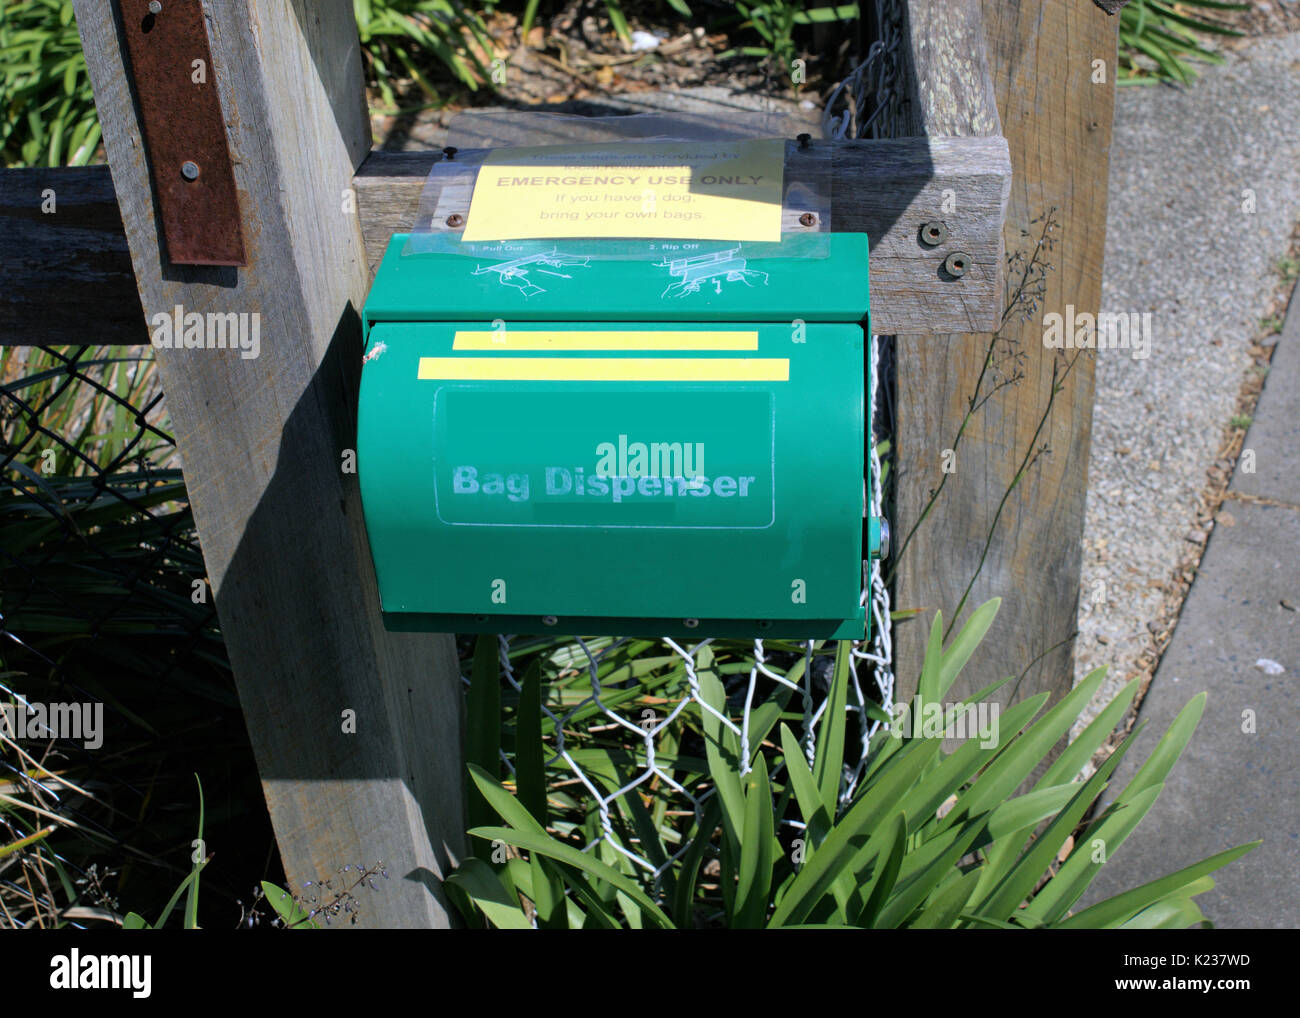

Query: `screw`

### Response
(919, 221, 947, 247)
(181, 161, 200, 181)
(683, 618, 699, 629)
(944, 252, 970, 278)
(757, 620, 772, 629)
(474, 614, 488, 623)
(148, 0, 162, 13)
(797, 133, 811, 150)
(542, 615, 557, 627)
(445, 213, 465, 228)
(799, 212, 817, 228)
(443, 146, 458, 161)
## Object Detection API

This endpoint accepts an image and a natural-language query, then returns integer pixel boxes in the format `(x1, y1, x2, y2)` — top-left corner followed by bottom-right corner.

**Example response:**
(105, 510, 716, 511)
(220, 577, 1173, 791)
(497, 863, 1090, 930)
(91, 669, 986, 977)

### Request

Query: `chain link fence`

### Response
(0, 343, 240, 928)
(0, 345, 221, 684)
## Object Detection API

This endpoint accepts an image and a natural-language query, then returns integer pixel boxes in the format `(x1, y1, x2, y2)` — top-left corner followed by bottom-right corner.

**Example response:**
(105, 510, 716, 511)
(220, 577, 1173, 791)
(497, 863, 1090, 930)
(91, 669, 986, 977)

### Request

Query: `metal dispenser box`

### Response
(359, 232, 878, 639)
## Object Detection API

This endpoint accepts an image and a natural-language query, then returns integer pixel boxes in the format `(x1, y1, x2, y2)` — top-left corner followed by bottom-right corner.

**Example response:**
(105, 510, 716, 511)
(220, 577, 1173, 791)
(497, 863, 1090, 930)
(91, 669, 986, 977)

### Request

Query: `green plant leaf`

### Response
(673, 798, 721, 926)
(935, 598, 1000, 700)
(813, 641, 851, 815)
(260, 881, 319, 929)
(974, 723, 1141, 921)
(769, 737, 941, 928)
(982, 783, 1078, 844)
(1120, 895, 1205, 930)
(468, 762, 548, 836)
(953, 673, 1092, 820)
(1114, 692, 1206, 803)
(445, 858, 533, 929)
(913, 868, 981, 929)
(914, 610, 946, 708)
(853, 811, 905, 927)
(896, 692, 1045, 835)
(1026, 692, 1212, 922)
(514, 658, 547, 826)
(1036, 674, 1137, 788)
(780, 722, 830, 848)
(604, 0, 631, 41)
(465, 635, 502, 859)
(875, 816, 987, 928)
(1026, 784, 1163, 924)
(184, 774, 204, 929)
(471, 826, 673, 929)
(697, 646, 745, 852)
(1059, 844, 1258, 929)
(734, 752, 775, 928)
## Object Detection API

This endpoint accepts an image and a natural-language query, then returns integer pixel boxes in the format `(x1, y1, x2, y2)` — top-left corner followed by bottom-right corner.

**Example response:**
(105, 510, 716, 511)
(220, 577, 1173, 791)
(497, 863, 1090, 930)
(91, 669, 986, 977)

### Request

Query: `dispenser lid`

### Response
(364, 231, 869, 324)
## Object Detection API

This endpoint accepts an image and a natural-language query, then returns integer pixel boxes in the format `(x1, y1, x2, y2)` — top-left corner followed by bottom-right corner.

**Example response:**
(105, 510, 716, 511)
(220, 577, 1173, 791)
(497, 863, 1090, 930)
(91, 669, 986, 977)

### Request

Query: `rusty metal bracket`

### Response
(118, 0, 245, 266)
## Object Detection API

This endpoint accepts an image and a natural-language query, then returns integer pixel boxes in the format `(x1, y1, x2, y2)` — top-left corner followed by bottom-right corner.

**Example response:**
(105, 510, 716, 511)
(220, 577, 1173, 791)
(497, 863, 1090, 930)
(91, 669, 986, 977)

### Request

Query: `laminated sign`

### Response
(462, 139, 785, 243)
(358, 137, 881, 639)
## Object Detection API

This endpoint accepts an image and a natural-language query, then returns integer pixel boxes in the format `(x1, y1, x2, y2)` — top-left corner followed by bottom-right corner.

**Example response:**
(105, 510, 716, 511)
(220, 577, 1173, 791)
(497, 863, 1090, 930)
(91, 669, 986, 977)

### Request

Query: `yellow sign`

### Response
(461, 139, 784, 243)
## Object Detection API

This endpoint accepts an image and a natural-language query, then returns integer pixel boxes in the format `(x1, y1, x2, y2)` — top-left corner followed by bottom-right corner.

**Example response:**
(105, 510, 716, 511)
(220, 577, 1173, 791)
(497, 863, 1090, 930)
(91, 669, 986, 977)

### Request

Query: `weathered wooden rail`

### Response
(3, 134, 1011, 343)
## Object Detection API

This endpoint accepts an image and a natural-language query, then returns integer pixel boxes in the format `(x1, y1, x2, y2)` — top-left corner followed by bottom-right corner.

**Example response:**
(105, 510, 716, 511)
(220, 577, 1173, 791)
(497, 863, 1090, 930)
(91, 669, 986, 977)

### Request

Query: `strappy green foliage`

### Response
(450, 603, 1257, 928)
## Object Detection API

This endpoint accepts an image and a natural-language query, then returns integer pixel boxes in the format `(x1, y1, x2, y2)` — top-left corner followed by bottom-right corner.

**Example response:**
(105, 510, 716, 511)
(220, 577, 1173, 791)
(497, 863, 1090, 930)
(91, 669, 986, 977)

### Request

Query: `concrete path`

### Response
(1074, 32, 1300, 930)
(1082, 254, 1300, 931)
(1075, 32, 1300, 731)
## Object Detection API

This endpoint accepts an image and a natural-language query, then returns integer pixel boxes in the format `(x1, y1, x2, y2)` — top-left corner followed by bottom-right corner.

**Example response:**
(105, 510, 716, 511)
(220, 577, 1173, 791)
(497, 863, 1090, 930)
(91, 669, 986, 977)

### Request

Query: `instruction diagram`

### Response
(472, 249, 592, 297)
(656, 246, 770, 299)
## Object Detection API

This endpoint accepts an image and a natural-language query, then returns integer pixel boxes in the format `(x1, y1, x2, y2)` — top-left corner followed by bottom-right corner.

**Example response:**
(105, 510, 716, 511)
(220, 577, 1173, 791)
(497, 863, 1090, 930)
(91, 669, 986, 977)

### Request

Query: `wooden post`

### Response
(75, 0, 464, 927)
(892, 1, 1116, 737)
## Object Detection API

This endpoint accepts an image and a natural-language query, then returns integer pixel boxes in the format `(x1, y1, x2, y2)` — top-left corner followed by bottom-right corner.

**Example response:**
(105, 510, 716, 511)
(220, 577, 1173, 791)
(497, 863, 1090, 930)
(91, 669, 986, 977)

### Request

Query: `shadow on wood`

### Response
(217, 297, 465, 922)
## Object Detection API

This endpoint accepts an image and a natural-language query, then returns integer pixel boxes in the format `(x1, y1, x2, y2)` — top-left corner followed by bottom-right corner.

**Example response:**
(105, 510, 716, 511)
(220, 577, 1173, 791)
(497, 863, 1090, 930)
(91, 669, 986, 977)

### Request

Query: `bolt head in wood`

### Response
(944, 251, 971, 278)
(181, 161, 200, 181)
(445, 213, 465, 228)
(920, 221, 947, 246)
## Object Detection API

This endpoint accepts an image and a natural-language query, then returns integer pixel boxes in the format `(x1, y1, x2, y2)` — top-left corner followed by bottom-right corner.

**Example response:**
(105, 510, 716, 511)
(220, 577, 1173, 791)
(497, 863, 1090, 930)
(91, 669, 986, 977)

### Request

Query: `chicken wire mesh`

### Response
(473, 332, 893, 884)
(822, 0, 909, 141)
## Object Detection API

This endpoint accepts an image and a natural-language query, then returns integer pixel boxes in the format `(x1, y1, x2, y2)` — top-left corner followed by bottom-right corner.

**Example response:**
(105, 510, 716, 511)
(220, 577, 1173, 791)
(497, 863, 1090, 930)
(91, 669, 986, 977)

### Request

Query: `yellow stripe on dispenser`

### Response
(417, 357, 789, 382)
(452, 330, 760, 351)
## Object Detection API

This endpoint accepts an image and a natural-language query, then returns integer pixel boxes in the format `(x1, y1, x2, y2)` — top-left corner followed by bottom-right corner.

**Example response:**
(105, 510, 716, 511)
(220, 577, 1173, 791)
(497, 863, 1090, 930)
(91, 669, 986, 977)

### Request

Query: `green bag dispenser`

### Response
(359, 232, 880, 639)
